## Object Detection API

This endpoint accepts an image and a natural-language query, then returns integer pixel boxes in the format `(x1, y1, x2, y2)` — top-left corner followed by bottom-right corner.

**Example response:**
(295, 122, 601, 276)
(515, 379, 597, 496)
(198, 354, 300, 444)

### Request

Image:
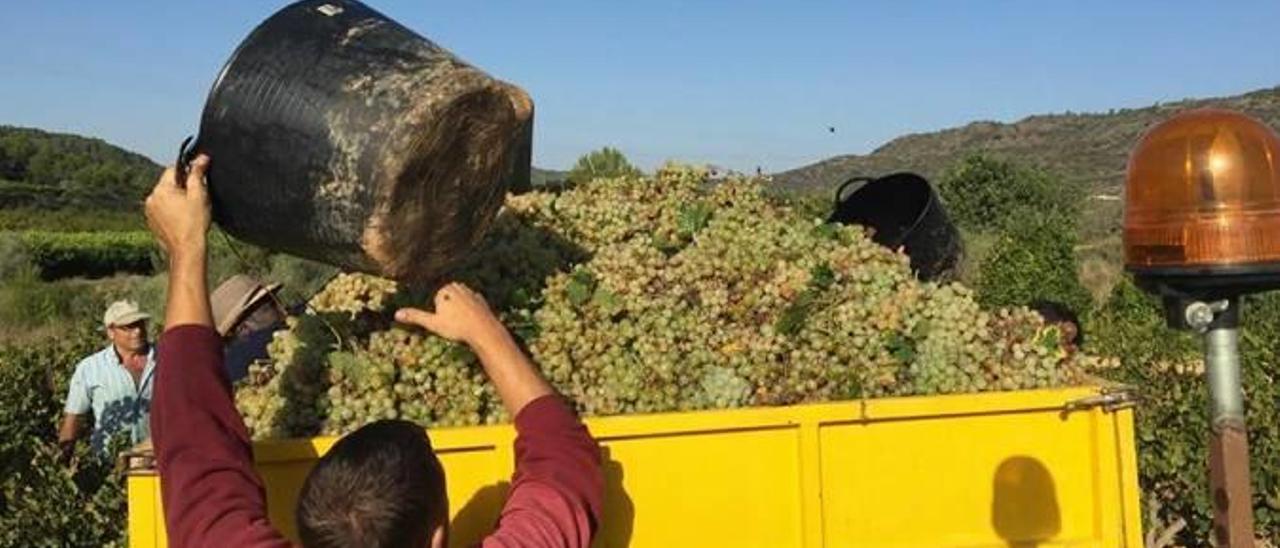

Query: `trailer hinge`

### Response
(119, 442, 156, 475)
(1062, 387, 1138, 416)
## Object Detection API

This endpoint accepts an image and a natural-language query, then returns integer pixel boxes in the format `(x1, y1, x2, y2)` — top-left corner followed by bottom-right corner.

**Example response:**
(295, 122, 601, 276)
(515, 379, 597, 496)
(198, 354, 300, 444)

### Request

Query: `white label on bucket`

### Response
(317, 4, 344, 16)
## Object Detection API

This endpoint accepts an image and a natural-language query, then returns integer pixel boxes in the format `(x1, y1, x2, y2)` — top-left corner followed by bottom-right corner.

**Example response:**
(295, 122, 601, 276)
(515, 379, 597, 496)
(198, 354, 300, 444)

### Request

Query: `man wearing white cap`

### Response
(58, 300, 157, 457)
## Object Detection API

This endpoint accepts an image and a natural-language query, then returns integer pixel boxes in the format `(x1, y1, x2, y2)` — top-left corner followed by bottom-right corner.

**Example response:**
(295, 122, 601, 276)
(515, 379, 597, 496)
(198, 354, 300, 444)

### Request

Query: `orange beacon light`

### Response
(1124, 108, 1274, 546)
(1125, 108, 1280, 296)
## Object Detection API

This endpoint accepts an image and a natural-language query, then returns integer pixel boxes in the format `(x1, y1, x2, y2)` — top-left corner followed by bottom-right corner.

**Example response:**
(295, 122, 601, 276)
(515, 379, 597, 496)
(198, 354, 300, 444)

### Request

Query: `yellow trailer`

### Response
(126, 386, 1142, 547)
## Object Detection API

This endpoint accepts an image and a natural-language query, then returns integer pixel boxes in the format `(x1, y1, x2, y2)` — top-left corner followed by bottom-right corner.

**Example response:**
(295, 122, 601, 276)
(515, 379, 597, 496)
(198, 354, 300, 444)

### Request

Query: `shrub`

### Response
(0, 181, 64, 210)
(0, 323, 100, 457)
(0, 274, 98, 330)
(566, 147, 642, 184)
(0, 232, 33, 283)
(1091, 280, 1280, 543)
(953, 228, 997, 287)
(975, 210, 1092, 315)
(939, 154, 1078, 233)
(0, 438, 127, 548)
(19, 231, 157, 280)
(0, 325, 127, 546)
(0, 209, 146, 232)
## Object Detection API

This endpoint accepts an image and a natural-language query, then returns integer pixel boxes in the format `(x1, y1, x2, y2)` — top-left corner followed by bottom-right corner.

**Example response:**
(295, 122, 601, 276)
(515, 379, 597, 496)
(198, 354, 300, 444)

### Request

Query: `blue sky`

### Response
(1, 1, 1277, 172)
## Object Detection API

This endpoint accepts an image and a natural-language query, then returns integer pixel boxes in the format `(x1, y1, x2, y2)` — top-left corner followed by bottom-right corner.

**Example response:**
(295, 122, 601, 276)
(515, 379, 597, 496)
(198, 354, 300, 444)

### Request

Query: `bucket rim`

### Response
(197, 3, 278, 142)
(835, 171, 938, 248)
(197, 0, 373, 146)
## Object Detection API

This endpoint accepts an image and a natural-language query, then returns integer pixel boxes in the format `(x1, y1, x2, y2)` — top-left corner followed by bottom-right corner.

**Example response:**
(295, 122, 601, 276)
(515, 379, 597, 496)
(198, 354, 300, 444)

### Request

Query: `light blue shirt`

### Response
(64, 344, 156, 454)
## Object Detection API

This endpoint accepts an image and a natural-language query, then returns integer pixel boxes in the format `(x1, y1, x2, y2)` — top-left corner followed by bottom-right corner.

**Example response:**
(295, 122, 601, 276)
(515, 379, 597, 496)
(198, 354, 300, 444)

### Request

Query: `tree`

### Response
(566, 147, 641, 184)
(939, 153, 1078, 233)
(0, 126, 160, 212)
(976, 209, 1092, 315)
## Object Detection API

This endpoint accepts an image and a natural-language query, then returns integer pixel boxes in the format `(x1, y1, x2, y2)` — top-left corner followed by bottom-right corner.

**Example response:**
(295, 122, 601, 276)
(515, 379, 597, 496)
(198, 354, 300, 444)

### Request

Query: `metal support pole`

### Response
(1205, 326, 1245, 429)
(1191, 299, 1254, 547)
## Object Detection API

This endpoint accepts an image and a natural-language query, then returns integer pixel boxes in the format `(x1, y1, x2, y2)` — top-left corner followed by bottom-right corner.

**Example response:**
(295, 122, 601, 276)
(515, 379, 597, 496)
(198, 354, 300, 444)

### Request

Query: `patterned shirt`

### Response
(64, 344, 156, 453)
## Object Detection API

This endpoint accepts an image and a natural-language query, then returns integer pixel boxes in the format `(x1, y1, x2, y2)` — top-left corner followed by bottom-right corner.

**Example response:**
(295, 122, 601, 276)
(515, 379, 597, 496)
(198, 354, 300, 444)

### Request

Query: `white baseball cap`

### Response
(103, 300, 150, 328)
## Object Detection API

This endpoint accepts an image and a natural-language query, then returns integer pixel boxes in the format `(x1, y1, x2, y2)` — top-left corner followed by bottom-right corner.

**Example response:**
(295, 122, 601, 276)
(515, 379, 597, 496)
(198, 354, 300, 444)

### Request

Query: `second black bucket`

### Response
(192, 0, 533, 282)
(826, 172, 962, 281)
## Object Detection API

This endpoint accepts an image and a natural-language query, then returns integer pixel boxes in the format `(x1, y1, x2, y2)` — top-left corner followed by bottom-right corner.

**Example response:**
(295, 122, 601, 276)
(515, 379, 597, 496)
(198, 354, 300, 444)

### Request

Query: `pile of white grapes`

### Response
(235, 165, 1118, 439)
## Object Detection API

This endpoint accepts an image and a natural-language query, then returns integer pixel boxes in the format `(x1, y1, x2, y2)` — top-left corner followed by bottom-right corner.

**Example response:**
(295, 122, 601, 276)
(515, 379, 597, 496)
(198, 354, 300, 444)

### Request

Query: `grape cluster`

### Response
(1151, 357, 1203, 377)
(234, 166, 1112, 439)
(235, 314, 332, 438)
(306, 273, 399, 317)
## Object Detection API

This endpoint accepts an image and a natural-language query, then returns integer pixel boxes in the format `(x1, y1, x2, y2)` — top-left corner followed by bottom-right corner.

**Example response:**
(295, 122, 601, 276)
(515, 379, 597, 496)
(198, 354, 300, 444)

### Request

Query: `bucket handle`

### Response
(834, 175, 875, 207)
(174, 135, 200, 188)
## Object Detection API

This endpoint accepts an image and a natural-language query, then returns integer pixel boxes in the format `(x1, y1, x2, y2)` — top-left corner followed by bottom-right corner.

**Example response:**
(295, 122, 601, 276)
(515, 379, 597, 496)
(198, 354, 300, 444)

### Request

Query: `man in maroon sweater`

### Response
(145, 155, 603, 547)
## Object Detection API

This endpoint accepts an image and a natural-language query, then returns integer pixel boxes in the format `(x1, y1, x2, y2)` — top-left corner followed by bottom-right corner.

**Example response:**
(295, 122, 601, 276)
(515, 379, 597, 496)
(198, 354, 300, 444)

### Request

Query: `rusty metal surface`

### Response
(1209, 421, 1255, 547)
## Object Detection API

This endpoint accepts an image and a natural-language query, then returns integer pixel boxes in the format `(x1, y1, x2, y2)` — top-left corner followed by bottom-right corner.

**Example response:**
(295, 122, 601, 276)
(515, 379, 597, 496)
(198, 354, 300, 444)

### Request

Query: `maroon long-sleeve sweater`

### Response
(152, 324, 603, 548)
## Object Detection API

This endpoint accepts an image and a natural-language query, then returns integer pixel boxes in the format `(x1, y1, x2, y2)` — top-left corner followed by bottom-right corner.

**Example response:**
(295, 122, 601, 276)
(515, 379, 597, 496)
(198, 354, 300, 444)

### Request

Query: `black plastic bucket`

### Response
(826, 172, 962, 280)
(191, 0, 533, 282)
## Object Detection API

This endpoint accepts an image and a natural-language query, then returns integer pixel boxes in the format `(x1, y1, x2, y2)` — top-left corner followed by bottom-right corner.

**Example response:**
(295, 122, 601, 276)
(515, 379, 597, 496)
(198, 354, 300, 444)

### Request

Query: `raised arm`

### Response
(145, 156, 289, 547)
(397, 284, 604, 547)
(147, 156, 213, 331)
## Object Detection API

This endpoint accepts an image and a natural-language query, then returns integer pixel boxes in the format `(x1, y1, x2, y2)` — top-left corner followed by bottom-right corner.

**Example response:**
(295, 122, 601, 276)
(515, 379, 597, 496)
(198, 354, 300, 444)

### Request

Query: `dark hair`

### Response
(1029, 300, 1083, 347)
(297, 420, 447, 548)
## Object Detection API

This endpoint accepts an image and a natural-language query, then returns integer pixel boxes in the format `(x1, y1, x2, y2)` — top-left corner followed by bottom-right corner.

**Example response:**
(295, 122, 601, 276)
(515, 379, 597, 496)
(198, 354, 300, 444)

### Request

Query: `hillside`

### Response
(773, 86, 1280, 194)
(0, 125, 567, 212)
(0, 126, 161, 211)
(20, 83, 1280, 216)
(531, 167, 568, 186)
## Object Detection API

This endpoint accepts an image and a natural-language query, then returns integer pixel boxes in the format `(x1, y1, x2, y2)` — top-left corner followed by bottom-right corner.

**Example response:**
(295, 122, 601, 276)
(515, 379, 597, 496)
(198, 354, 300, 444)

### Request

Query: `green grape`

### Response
(236, 168, 1114, 440)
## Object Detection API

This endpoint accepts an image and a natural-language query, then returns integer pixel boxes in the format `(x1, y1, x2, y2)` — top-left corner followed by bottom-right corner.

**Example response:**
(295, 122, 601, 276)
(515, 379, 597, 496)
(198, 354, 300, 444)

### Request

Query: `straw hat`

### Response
(211, 275, 282, 336)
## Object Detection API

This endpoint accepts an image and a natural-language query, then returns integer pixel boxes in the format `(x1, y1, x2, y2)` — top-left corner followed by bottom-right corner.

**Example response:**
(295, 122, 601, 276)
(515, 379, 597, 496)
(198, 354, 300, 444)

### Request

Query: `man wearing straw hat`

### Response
(58, 300, 157, 458)
(211, 274, 286, 382)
